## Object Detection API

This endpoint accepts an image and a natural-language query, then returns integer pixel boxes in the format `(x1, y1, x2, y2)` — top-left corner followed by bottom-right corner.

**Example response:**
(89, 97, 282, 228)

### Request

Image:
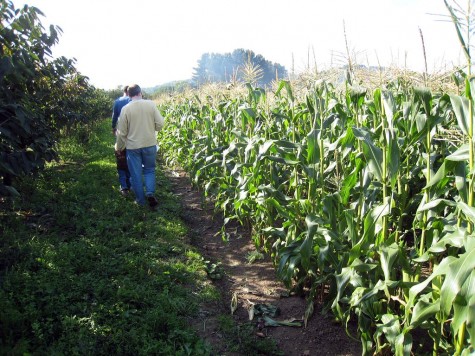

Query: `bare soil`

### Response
(167, 168, 362, 356)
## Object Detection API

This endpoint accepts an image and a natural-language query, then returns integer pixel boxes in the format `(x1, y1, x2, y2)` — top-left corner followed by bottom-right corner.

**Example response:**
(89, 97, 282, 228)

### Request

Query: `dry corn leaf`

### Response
(230, 292, 238, 314)
(304, 300, 314, 327)
(248, 302, 255, 320)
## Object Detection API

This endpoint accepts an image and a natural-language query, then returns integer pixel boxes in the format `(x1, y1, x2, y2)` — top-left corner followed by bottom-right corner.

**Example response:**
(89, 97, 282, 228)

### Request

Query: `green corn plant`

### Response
(158, 73, 472, 354)
(445, 0, 474, 209)
(347, 86, 367, 235)
(443, 2, 475, 353)
(396, 91, 474, 354)
(413, 88, 440, 262)
(403, 230, 475, 355)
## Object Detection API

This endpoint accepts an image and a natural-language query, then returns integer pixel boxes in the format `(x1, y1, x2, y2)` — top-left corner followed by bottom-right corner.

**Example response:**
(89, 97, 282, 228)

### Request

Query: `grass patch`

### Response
(0, 120, 214, 355)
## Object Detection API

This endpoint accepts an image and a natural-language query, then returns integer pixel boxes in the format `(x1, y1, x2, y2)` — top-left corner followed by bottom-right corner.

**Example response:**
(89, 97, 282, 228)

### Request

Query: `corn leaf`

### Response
(387, 129, 399, 188)
(446, 144, 470, 161)
(382, 90, 396, 129)
(444, 0, 471, 61)
(455, 161, 468, 203)
(262, 315, 303, 327)
(275, 80, 294, 102)
(439, 239, 475, 318)
(428, 227, 465, 253)
(406, 256, 455, 320)
(414, 87, 432, 116)
(304, 300, 314, 328)
(468, 293, 475, 346)
(306, 128, 321, 165)
(449, 94, 470, 137)
(410, 293, 440, 329)
(395, 332, 412, 356)
(353, 126, 383, 181)
(380, 243, 399, 282)
(451, 270, 475, 336)
(301, 215, 319, 270)
(340, 158, 363, 205)
(375, 314, 400, 347)
(256, 140, 275, 160)
(458, 201, 475, 225)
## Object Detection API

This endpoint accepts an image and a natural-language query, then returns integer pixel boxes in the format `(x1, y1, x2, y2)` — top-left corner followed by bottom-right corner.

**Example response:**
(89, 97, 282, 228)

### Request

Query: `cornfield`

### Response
(156, 3, 475, 355)
(157, 72, 474, 354)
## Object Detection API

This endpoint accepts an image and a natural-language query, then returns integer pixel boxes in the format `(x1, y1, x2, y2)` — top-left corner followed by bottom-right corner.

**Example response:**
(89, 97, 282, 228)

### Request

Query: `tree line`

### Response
(192, 49, 287, 87)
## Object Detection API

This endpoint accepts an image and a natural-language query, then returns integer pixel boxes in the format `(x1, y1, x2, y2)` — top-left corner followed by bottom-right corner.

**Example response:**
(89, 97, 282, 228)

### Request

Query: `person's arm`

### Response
(115, 111, 128, 151)
(154, 106, 165, 132)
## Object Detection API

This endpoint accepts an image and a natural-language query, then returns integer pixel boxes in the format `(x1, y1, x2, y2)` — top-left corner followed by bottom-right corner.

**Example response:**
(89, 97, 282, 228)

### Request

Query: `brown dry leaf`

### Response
(247, 300, 255, 320)
(230, 291, 238, 314)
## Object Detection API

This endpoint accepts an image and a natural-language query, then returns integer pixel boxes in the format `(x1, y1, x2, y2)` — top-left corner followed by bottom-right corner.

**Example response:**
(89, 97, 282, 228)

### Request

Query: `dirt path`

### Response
(167, 168, 362, 356)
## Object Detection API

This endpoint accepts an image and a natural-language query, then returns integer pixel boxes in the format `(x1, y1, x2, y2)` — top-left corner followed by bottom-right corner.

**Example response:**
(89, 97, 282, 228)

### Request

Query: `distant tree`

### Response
(148, 80, 192, 98)
(192, 49, 287, 87)
(108, 87, 126, 101)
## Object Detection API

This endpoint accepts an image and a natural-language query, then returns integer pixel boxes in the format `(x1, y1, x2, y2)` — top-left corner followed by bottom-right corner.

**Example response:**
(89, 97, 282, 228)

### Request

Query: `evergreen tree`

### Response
(192, 49, 287, 87)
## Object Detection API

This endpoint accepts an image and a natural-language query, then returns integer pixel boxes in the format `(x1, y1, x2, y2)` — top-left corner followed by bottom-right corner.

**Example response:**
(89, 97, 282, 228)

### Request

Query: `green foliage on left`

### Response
(0, 118, 214, 355)
(0, 0, 111, 197)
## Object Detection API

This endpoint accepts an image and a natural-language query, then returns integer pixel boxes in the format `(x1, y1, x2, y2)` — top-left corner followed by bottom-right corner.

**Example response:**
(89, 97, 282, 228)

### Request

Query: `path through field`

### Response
(167, 168, 362, 356)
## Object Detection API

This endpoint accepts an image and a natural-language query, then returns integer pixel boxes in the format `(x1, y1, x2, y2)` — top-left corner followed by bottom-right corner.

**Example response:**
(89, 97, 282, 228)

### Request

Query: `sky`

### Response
(10, 0, 466, 90)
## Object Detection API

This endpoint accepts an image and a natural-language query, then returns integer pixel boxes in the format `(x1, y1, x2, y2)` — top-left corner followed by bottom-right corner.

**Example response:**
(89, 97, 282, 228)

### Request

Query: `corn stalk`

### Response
(444, 1, 474, 354)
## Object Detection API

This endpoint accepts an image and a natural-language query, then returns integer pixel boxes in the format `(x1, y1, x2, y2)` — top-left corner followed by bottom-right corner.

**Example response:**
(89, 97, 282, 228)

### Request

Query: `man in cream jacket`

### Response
(115, 84, 164, 208)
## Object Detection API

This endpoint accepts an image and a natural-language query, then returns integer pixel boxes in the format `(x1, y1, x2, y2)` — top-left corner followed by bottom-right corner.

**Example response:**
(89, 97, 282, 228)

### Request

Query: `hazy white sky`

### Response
(11, 0, 464, 90)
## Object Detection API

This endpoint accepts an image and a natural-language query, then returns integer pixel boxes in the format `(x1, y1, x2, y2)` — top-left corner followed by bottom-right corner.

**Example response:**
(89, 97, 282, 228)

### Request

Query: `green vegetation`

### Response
(0, 120, 217, 355)
(3, 0, 475, 354)
(0, 0, 111, 197)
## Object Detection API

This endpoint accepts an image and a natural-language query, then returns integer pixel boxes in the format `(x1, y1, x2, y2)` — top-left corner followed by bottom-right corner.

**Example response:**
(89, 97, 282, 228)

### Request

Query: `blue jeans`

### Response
(126, 146, 157, 205)
(118, 169, 130, 191)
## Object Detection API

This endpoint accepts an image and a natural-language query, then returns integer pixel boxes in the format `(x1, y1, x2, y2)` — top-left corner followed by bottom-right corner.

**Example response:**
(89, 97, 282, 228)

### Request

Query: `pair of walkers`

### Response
(112, 84, 165, 209)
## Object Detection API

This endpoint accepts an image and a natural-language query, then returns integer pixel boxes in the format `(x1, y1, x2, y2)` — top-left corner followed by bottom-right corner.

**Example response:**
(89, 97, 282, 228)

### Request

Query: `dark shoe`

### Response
(120, 188, 130, 196)
(147, 196, 158, 208)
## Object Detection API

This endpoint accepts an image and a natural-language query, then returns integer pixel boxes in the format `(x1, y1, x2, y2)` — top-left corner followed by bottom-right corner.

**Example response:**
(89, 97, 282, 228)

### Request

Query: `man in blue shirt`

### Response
(112, 86, 131, 134)
(112, 86, 131, 196)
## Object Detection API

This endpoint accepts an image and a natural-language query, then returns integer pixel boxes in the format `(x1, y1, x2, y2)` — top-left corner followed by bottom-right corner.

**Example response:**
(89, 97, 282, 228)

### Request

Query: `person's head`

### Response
(123, 85, 129, 95)
(127, 84, 141, 98)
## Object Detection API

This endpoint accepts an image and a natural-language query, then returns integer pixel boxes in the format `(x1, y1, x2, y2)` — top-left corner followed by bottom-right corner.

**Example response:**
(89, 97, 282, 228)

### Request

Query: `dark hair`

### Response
(123, 85, 129, 93)
(127, 84, 141, 97)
